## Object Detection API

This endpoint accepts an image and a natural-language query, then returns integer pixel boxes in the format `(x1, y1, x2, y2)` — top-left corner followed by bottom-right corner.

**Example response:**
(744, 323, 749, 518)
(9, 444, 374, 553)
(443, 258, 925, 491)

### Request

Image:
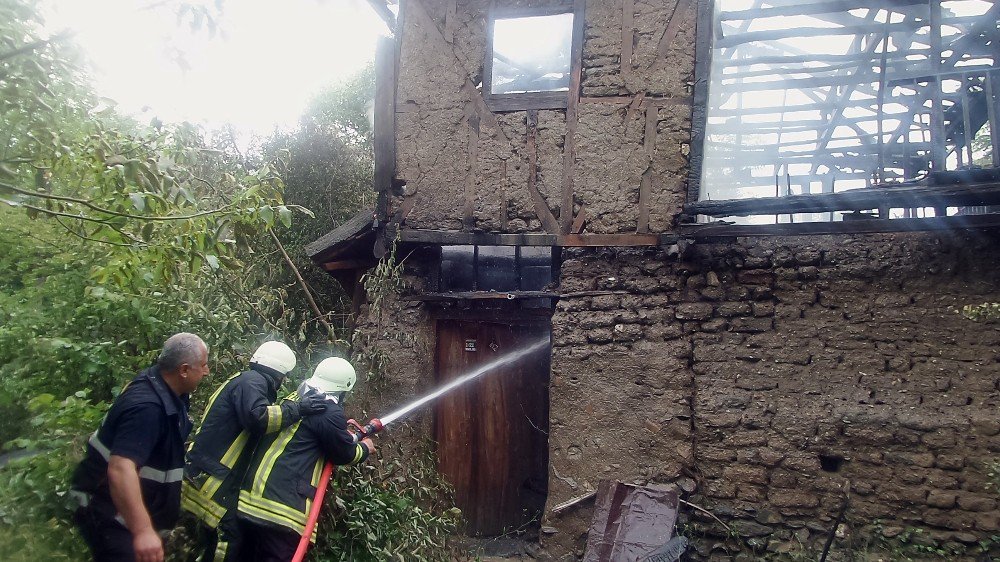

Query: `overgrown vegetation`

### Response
(0, 1, 458, 560)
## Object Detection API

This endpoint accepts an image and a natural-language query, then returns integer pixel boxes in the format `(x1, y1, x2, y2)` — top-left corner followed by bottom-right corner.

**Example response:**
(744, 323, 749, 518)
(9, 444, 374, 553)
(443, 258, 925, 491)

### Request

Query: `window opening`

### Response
(438, 245, 554, 293)
(484, 7, 580, 111)
(694, 0, 1000, 224)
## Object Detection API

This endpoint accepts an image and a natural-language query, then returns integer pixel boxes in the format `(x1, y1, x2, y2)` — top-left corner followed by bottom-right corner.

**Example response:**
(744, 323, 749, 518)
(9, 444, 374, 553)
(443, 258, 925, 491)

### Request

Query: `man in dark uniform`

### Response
(182, 341, 327, 562)
(71, 332, 210, 562)
(237, 357, 375, 562)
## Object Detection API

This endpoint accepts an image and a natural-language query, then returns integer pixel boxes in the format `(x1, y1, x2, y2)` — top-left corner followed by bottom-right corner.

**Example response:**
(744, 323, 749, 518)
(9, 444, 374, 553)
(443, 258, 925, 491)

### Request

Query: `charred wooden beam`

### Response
(407, 290, 558, 302)
(374, 36, 397, 233)
(560, 0, 586, 233)
(685, 182, 1000, 217)
(322, 259, 378, 271)
(716, 15, 984, 49)
(719, 0, 927, 21)
(677, 213, 1000, 238)
(397, 229, 662, 247)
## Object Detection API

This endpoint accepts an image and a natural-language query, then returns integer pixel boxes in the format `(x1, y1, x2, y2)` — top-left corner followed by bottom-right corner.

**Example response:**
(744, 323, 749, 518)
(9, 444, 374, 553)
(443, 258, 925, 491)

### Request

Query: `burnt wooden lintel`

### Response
(398, 229, 661, 247)
(685, 182, 1000, 217)
(407, 290, 558, 302)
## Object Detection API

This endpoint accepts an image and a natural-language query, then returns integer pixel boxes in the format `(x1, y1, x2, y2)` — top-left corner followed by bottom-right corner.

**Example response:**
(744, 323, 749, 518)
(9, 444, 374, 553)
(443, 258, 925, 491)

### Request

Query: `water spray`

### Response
(347, 336, 548, 442)
(291, 336, 549, 562)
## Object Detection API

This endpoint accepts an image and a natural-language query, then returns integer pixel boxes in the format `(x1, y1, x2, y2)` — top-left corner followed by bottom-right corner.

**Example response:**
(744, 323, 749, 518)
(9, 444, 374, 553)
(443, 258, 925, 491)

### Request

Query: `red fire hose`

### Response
(290, 418, 383, 562)
(291, 461, 335, 562)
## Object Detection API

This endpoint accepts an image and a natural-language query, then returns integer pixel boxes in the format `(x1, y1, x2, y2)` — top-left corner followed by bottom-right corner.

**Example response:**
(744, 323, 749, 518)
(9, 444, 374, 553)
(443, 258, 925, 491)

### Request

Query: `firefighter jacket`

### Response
(182, 364, 302, 528)
(71, 365, 192, 530)
(237, 392, 370, 539)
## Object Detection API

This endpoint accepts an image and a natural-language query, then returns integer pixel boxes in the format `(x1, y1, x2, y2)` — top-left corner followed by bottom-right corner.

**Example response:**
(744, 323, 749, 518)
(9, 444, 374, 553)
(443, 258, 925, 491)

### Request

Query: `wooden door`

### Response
(434, 320, 551, 536)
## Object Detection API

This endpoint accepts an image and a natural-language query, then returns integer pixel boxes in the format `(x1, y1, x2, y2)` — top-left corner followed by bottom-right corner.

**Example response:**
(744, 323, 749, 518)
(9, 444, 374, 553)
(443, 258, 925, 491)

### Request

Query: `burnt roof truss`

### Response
(687, 0, 1000, 224)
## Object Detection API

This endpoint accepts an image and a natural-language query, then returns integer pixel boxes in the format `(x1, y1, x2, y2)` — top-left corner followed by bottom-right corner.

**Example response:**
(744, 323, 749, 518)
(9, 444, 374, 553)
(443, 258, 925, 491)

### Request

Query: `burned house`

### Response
(307, 0, 1000, 558)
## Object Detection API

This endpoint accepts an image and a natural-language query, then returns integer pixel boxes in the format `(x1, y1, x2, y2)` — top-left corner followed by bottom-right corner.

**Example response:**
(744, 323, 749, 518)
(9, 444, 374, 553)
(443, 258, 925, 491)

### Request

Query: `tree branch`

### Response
(1, 180, 235, 221)
(268, 229, 336, 342)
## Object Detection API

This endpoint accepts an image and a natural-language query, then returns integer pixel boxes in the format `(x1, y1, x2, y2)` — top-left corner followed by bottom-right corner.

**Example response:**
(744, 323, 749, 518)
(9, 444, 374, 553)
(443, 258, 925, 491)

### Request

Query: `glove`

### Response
(297, 394, 328, 416)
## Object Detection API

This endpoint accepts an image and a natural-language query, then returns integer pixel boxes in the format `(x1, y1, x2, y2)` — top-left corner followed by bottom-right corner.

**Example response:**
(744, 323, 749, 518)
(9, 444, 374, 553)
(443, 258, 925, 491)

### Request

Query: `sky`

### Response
(41, 0, 389, 134)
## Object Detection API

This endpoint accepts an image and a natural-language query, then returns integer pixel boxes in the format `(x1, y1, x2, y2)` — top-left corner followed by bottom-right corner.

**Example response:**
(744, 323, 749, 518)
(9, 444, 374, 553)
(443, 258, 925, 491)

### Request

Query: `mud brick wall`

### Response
(539, 231, 1000, 560)
(393, 0, 693, 234)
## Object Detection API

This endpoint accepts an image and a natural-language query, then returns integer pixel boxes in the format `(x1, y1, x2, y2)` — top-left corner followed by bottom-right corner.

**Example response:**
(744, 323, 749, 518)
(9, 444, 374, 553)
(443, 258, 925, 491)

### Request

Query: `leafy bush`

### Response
(315, 442, 461, 562)
(0, 392, 108, 561)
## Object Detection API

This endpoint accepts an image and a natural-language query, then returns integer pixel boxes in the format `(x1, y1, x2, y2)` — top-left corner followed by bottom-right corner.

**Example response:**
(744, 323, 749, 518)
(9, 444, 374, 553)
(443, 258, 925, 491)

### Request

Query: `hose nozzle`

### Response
(347, 418, 384, 443)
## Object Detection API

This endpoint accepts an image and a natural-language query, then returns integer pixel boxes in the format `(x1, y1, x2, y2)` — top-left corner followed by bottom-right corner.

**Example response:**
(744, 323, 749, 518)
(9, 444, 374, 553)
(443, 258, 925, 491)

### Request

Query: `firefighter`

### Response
(71, 332, 210, 562)
(182, 341, 328, 562)
(236, 357, 375, 562)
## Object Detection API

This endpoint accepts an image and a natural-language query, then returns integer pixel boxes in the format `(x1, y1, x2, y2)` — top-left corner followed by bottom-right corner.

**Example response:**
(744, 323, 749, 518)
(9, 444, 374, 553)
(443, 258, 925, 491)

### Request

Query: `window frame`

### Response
(483, 5, 583, 112)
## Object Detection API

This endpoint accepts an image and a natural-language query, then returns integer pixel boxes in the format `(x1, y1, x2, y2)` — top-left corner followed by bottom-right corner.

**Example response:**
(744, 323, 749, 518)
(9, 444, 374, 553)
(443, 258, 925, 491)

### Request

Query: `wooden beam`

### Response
(687, 0, 713, 205)
(322, 259, 378, 271)
(580, 95, 690, 107)
(560, 0, 586, 233)
(463, 112, 479, 230)
(526, 110, 561, 234)
(443, 0, 457, 43)
(407, 290, 558, 302)
(679, 213, 1000, 238)
(685, 182, 1000, 217)
(401, 230, 557, 246)
(653, 0, 693, 66)
(637, 106, 657, 233)
(557, 233, 660, 246)
(571, 205, 587, 234)
(719, 0, 926, 21)
(621, 0, 634, 80)
(374, 35, 397, 236)
(397, 229, 662, 247)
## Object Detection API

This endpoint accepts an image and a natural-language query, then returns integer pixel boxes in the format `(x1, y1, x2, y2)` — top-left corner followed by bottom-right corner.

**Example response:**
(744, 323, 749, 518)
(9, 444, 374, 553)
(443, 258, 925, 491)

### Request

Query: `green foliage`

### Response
(0, 392, 107, 561)
(316, 442, 460, 562)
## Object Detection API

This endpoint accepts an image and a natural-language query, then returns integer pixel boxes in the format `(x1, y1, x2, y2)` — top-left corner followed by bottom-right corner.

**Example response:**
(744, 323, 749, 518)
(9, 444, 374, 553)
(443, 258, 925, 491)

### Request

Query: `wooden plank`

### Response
(560, 0, 586, 233)
(719, 0, 926, 21)
(687, 0, 713, 204)
(571, 205, 587, 234)
(678, 213, 1000, 238)
(322, 259, 377, 271)
(684, 182, 1000, 217)
(464, 112, 479, 231)
(929, 1, 946, 172)
(637, 106, 657, 233)
(653, 0, 693, 64)
(401, 229, 557, 246)
(526, 110, 561, 234)
(408, 290, 558, 302)
(580, 95, 690, 106)
(557, 233, 660, 246)
(373, 35, 397, 235)
(715, 15, 983, 49)
(623, 91, 646, 134)
(500, 160, 509, 231)
(621, 0, 634, 80)
(397, 229, 662, 247)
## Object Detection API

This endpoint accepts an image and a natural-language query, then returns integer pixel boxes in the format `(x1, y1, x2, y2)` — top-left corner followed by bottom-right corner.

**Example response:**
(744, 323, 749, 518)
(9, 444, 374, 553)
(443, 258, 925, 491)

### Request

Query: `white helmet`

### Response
(250, 341, 296, 376)
(304, 357, 356, 395)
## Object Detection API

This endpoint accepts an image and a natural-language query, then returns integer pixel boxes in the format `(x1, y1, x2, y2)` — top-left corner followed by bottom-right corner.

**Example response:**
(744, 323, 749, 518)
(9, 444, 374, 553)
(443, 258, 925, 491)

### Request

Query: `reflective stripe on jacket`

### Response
(237, 392, 369, 539)
(71, 366, 192, 530)
(183, 364, 300, 528)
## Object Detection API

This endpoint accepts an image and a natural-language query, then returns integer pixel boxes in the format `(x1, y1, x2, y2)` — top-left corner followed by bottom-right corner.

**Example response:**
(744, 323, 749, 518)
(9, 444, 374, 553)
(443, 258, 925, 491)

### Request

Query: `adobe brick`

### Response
(768, 491, 819, 508)
(676, 302, 714, 320)
(956, 493, 997, 512)
(737, 270, 775, 286)
(926, 490, 957, 508)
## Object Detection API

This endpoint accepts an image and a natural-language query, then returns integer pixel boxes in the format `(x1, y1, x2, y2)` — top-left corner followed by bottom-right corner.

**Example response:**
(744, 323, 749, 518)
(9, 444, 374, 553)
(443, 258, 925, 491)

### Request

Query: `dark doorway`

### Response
(434, 319, 551, 536)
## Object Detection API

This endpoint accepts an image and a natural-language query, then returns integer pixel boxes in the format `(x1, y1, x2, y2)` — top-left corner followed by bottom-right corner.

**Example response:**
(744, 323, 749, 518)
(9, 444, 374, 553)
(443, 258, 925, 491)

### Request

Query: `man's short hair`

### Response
(158, 332, 207, 372)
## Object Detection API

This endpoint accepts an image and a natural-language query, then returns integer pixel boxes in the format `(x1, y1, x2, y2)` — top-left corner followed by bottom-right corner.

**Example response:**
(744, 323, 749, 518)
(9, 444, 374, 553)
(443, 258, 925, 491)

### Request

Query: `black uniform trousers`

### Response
(237, 520, 301, 562)
(75, 507, 136, 562)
